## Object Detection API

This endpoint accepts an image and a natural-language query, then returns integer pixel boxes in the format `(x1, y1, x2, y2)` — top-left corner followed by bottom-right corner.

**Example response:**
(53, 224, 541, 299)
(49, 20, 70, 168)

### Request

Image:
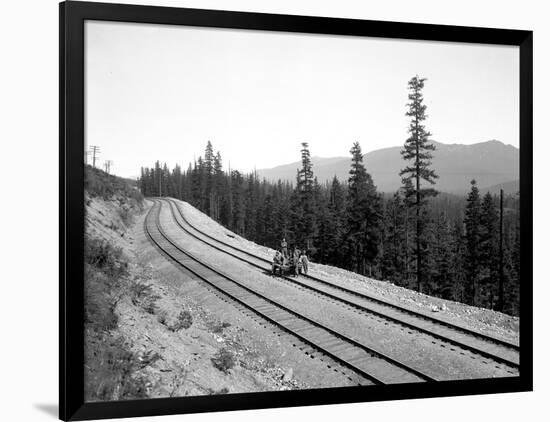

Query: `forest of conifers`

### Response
(138, 77, 520, 316)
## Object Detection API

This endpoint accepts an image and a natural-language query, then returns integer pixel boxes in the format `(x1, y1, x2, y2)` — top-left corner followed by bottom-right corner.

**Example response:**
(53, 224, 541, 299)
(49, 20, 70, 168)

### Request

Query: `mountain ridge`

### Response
(256, 140, 519, 194)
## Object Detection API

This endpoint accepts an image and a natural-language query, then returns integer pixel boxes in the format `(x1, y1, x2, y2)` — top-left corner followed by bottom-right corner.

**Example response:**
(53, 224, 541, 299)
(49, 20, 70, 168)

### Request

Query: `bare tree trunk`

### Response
(415, 120, 422, 293)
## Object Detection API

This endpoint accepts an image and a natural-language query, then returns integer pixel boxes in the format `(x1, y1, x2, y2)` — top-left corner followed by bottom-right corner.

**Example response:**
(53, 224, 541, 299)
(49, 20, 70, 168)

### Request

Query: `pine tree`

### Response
(315, 193, 332, 264)
(244, 173, 260, 240)
(479, 192, 499, 308)
(464, 179, 482, 306)
(400, 75, 438, 292)
(509, 211, 521, 315)
(380, 191, 408, 285)
(197, 157, 207, 212)
(189, 160, 200, 208)
(212, 151, 223, 221)
(274, 180, 291, 247)
(427, 213, 455, 299)
(153, 161, 162, 196)
(310, 177, 325, 260)
(230, 170, 245, 235)
(401, 178, 415, 287)
(161, 162, 170, 197)
(295, 142, 316, 250)
(200, 141, 213, 216)
(222, 161, 234, 228)
(504, 193, 520, 315)
(326, 177, 347, 266)
(183, 163, 193, 202)
(260, 193, 278, 248)
(172, 164, 182, 199)
(450, 222, 467, 303)
(345, 142, 381, 276)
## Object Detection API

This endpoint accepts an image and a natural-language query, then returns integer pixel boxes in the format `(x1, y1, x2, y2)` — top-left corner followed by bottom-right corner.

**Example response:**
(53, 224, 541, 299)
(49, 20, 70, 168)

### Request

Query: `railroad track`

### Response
(145, 199, 437, 385)
(162, 197, 520, 372)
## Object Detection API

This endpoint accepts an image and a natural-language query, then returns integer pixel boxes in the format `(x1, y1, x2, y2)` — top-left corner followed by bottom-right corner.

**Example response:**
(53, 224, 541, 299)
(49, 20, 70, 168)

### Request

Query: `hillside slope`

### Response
(256, 140, 519, 193)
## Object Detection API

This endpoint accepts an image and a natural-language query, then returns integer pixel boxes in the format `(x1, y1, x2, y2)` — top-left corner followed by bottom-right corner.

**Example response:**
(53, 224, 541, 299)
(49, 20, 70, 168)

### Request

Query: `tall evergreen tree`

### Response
(231, 170, 245, 235)
(450, 221, 468, 303)
(197, 157, 207, 210)
(464, 179, 482, 306)
(274, 180, 291, 245)
(190, 160, 201, 208)
(183, 163, 193, 203)
(345, 142, 381, 276)
(400, 75, 438, 292)
(172, 164, 182, 199)
(380, 191, 408, 285)
(507, 205, 521, 315)
(244, 173, 260, 240)
(212, 151, 224, 220)
(427, 213, 455, 299)
(479, 192, 499, 308)
(295, 142, 316, 250)
(326, 177, 347, 266)
(153, 161, 162, 196)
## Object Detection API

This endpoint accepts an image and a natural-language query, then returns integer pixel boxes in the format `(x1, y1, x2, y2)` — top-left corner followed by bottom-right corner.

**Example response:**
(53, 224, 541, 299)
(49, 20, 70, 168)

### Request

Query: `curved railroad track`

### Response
(145, 199, 438, 385)
(162, 197, 520, 372)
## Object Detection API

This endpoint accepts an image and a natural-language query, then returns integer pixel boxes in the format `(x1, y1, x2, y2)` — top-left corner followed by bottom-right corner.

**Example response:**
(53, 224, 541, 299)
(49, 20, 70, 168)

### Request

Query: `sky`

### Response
(85, 21, 519, 178)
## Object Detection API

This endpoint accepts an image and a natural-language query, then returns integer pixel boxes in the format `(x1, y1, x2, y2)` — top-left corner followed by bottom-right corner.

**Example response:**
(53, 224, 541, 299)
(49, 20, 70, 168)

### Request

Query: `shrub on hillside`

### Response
(209, 321, 231, 334)
(85, 236, 128, 278)
(85, 268, 119, 332)
(85, 334, 149, 401)
(211, 348, 235, 374)
(169, 310, 193, 332)
(129, 281, 160, 314)
(84, 236, 128, 332)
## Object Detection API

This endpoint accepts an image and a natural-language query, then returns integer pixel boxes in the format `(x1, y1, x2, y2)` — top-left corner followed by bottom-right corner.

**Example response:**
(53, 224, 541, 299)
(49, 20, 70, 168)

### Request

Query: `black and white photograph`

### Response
(81, 18, 524, 403)
(4, 0, 548, 419)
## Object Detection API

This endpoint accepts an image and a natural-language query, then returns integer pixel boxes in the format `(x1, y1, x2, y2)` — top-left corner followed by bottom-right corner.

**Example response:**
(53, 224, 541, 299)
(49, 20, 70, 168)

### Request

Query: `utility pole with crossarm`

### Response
(104, 160, 113, 174)
(89, 146, 101, 168)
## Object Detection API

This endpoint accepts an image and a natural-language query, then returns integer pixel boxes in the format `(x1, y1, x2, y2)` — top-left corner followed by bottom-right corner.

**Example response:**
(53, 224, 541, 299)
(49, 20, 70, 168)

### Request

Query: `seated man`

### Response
(299, 251, 309, 275)
(291, 248, 300, 276)
(272, 250, 283, 275)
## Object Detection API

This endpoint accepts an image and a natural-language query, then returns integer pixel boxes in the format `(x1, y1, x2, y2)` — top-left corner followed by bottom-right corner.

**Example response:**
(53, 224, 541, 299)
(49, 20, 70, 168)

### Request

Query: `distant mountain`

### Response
(256, 140, 519, 194)
(479, 180, 520, 195)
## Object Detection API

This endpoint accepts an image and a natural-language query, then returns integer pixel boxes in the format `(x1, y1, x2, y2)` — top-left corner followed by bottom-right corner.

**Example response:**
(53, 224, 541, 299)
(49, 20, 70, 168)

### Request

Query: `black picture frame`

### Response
(59, 1, 533, 420)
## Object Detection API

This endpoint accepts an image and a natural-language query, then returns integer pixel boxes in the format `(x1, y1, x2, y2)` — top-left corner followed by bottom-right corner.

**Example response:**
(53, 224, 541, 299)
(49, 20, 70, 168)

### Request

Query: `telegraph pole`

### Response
(89, 146, 101, 168)
(104, 160, 113, 174)
(498, 189, 504, 312)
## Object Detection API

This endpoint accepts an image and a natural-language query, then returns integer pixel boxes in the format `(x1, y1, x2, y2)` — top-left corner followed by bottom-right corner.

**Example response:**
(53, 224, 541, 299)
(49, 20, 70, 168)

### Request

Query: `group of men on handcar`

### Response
(271, 237, 309, 276)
